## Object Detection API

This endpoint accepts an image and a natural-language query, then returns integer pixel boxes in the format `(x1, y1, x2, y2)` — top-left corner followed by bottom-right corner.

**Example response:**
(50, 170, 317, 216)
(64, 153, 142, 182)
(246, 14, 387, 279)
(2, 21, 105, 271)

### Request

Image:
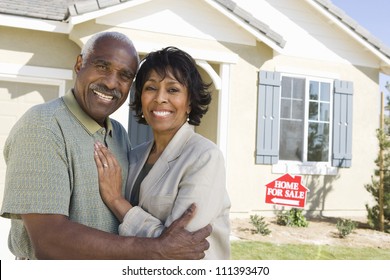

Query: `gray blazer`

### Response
(119, 123, 231, 259)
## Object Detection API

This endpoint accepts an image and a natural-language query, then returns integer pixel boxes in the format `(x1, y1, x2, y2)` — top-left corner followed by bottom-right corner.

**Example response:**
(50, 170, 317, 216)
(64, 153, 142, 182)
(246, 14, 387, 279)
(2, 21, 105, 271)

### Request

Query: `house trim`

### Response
(0, 62, 73, 97)
(217, 63, 231, 161)
(307, 0, 390, 74)
(0, 14, 69, 33)
(69, 0, 153, 25)
(204, 0, 285, 52)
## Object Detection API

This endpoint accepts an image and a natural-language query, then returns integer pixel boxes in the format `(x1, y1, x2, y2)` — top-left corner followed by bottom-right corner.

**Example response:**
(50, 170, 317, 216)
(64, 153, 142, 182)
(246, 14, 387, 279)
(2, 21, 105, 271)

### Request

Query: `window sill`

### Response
(272, 161, 338, 175)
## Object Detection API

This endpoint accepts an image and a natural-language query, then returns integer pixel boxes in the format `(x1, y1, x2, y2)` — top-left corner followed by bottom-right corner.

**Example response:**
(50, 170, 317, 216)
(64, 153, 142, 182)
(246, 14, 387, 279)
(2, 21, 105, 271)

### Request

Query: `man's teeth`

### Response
(153, 111, 170, 116)
(94, 90, 113, 100)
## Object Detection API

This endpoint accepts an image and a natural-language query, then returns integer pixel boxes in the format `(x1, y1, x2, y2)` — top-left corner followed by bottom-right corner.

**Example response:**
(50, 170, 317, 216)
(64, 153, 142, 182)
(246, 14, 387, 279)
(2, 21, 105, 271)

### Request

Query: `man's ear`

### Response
(74, 55, 83, 73)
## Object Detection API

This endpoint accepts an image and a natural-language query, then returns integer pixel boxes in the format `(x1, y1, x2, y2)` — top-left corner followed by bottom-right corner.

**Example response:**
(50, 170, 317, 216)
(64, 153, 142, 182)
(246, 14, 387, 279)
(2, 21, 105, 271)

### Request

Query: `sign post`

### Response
(265, 174, 309, 208)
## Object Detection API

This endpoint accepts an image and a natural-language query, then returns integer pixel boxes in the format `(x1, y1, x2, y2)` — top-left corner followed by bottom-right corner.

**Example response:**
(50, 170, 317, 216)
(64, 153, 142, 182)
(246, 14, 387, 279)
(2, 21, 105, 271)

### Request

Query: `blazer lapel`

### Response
(138, 123, 194, 205)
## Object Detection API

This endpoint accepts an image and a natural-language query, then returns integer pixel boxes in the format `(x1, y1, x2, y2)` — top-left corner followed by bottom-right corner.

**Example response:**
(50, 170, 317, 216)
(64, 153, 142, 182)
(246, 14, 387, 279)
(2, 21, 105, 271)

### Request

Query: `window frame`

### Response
(278, 73, 334, 165)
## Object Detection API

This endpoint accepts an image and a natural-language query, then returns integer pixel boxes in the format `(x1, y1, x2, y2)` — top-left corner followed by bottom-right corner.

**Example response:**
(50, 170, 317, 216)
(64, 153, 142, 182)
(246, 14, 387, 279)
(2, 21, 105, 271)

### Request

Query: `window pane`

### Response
(280, 120, 304, 161)
(292, 99, 304, 119)
(320, 103, 330, 121)
(281, 77, 292, 98)
(309, 102, 318, 120)
(280, 77, 305, 161)
(321, 83, 330, 101)
(280, 99, 291, 119)
(307, 122, 329, 162)
(293, 78, 305, 99)
(309, 81, 319, 100)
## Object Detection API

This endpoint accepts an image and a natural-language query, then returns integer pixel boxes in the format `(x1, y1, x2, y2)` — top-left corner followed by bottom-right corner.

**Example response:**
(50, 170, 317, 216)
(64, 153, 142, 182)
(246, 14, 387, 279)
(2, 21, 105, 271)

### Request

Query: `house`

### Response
(1, 0, 390, 258)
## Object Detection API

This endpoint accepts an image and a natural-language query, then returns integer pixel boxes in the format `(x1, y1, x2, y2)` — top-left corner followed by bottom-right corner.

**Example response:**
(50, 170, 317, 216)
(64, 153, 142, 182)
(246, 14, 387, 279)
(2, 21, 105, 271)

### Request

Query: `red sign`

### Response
(265, 174, 309, 208)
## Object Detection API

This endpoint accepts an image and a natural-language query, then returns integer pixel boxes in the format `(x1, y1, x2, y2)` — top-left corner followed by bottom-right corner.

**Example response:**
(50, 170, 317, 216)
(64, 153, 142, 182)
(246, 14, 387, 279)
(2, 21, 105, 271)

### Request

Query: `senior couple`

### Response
(0, 31, 231, 260)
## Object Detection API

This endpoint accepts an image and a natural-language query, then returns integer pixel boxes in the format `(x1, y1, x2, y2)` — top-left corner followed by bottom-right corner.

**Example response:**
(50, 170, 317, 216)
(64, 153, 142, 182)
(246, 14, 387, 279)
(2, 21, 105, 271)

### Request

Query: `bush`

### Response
(336, 218, 357, 238)
(276, 208, 309, 227)
(249, 214, 271, 236)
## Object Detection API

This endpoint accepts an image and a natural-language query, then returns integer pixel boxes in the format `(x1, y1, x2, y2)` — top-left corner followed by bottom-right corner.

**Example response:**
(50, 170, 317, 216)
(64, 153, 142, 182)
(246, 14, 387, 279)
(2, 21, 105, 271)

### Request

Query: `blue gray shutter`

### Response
(128, 111, 153, 147)
(332, 80, 353, 167)
(256, 70, 281, 164)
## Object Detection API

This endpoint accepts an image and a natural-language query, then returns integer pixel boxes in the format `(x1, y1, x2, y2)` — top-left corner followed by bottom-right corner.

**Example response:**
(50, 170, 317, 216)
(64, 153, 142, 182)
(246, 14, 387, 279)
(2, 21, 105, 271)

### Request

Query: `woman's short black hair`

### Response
(131, 46, 212, 126)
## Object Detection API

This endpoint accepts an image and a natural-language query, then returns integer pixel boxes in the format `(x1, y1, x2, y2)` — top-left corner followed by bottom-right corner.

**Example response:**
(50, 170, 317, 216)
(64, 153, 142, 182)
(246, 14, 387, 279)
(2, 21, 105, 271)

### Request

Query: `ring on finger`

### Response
(103, 163, 109, 168)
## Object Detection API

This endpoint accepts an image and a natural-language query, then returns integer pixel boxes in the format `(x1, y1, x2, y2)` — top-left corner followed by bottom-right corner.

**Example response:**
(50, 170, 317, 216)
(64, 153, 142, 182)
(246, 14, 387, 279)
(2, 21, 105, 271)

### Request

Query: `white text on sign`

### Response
(274, 181, 299, 190)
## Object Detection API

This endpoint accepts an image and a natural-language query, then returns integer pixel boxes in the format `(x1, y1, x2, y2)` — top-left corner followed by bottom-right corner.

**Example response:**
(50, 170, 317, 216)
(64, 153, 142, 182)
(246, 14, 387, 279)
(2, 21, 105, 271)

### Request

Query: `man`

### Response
(0, 31, 211, 259)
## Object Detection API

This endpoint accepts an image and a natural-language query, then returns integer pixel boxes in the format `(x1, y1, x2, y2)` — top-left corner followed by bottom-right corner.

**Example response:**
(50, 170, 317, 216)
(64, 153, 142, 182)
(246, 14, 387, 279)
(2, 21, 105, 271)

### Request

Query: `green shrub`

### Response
(336, 218, 357, 238)
(249, 214, 271, 236)
(276, 208, 309, 227)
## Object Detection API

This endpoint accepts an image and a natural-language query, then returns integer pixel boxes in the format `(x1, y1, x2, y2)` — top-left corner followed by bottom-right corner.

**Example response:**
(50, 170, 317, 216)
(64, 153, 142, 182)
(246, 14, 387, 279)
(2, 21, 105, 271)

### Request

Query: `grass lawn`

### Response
(231, 241, 390, 260)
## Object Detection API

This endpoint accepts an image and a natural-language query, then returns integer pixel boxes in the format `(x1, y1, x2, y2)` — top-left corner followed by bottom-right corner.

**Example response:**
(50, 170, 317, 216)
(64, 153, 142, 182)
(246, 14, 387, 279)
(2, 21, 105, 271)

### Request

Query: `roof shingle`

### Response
(0, 0, 69, 21)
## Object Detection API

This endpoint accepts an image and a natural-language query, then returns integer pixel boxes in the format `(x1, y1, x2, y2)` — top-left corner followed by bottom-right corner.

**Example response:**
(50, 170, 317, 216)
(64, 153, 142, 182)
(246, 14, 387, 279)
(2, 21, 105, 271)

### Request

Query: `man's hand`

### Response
(156, 204, 212, 259)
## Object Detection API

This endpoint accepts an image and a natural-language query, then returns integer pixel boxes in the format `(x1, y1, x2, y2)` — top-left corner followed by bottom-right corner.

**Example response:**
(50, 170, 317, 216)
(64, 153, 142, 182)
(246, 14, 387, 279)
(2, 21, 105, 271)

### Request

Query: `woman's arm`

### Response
(166, 148, 228, 232)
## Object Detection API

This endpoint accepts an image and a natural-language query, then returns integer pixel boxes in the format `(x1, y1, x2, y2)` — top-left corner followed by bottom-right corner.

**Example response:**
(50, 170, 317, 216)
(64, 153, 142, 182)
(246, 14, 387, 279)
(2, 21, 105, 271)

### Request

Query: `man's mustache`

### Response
(90, 84, 121, 99)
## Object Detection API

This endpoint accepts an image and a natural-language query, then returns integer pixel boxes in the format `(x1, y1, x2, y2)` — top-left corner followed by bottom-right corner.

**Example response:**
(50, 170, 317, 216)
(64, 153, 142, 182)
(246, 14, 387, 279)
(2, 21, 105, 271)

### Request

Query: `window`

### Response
(279, 76, 331, 163)
(256, 71, 353, 174)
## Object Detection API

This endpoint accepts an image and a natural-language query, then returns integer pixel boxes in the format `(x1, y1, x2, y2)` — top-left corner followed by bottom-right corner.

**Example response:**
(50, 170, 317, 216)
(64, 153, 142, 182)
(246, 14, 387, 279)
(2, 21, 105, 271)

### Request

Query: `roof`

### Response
(0, 0, 130, 21)
(0, 0, 69, 21)
(0, 0, 389, 59)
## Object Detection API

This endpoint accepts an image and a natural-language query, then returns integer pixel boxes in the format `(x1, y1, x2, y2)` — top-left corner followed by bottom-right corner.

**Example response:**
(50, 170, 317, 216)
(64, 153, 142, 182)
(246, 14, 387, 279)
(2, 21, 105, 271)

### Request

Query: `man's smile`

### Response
(94, 90, 114, 101)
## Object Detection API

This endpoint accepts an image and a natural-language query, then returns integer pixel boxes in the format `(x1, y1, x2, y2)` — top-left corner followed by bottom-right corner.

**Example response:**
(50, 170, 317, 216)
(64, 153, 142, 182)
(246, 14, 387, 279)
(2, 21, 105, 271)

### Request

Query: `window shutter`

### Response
(256, 70, 281, 164)
(332, 80, 353, 167)
(127, 86, 153, 147)
(128, 111, 153, 147)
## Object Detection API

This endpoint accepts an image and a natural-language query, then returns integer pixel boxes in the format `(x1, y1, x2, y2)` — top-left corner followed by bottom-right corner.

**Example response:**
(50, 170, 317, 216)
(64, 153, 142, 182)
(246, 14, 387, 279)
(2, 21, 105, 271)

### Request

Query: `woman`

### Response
(94, 47, 231, 259)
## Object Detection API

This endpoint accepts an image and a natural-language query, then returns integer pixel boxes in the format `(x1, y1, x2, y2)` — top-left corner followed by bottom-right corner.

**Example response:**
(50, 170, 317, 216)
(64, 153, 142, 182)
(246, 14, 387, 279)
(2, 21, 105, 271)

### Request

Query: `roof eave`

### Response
(380, 64, 390, 76)
(69, 0, 152, 25)
(205, 0, 285, 53)
(0, 13, 69, 33)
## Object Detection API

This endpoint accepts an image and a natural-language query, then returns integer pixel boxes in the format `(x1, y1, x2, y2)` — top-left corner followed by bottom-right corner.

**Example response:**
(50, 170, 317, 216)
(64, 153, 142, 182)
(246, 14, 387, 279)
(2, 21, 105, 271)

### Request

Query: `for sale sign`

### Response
(265, 174, 309, 208)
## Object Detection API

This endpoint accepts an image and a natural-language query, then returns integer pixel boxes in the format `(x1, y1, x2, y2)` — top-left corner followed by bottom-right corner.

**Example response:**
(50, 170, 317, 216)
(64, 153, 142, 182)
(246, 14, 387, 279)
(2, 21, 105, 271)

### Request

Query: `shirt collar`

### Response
(63, 90, 113, 136)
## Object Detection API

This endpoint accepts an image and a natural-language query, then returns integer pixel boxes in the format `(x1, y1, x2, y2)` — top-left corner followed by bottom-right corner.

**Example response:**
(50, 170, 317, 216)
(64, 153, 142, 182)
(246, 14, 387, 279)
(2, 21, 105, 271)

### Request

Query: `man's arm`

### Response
(22, 204, 211, 259)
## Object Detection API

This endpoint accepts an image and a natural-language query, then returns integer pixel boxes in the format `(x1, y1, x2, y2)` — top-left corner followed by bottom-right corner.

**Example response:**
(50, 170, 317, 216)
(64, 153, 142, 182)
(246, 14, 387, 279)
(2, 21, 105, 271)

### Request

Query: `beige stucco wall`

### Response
(225, 42, 276, 216)
(0, 26, 79, 70)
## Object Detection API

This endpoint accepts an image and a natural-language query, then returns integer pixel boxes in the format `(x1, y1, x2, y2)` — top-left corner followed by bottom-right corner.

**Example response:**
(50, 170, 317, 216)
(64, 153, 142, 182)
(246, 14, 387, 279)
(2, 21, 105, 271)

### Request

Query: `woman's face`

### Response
(141, 69, 191, 137)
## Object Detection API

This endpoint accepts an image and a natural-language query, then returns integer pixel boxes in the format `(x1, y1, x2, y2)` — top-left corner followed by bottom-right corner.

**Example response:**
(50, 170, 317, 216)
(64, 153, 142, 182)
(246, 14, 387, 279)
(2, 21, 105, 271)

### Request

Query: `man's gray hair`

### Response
(80, 31, 137, 66)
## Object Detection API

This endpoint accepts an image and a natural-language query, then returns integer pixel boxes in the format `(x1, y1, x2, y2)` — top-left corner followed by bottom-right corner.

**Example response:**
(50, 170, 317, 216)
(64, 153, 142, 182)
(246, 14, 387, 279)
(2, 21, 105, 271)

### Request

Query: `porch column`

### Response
(218, 63, 231, 161)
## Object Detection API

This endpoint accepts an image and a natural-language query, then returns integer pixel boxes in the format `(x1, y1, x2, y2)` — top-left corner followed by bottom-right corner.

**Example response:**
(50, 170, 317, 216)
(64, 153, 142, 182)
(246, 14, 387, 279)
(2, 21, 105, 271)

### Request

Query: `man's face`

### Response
(73, 37, 139, 126)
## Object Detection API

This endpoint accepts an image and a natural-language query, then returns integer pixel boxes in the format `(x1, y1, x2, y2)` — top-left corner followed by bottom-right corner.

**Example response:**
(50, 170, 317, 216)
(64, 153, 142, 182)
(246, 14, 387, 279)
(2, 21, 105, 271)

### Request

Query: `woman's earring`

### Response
(141, 114, 144, 118)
